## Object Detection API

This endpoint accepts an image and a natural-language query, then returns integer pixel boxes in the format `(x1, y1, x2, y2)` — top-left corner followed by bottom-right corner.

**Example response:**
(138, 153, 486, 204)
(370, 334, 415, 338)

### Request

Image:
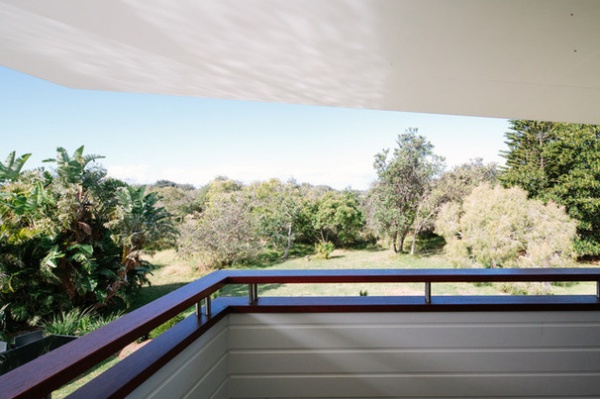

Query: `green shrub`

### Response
(79, 311, 123, 335)
(498, 282, 552, 296)
(40, 308, 90, 336)
(315, 241, 335, 259)
(552, 281, 578, 288)
(39, 308, 122, 336)
(435, 184, 577, 269)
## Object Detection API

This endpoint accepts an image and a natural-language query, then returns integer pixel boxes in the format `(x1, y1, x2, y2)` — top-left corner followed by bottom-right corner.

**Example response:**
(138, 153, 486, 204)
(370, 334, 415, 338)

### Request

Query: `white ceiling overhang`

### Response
(1, 0, 600, 123)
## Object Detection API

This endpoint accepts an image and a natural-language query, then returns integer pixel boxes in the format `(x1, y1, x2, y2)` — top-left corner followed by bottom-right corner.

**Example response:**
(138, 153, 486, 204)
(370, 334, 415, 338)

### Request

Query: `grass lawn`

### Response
(52, 357, 120, 399)
(130, 245, 598, 301)
(129, 249, 206, 310)
(223, 247, 596, 297)
(53, 246, 597, 397)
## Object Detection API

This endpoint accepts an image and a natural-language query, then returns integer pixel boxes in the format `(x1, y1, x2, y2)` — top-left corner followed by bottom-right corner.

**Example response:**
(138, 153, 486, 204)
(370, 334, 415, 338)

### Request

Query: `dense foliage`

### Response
(409, 159, 497, 254)
(176, 177, 367, 270)
(501, 120, 600, 256)
(178, 179, 260, 269)
(0, 147, 175, 337)
(435, 184, 576, 269)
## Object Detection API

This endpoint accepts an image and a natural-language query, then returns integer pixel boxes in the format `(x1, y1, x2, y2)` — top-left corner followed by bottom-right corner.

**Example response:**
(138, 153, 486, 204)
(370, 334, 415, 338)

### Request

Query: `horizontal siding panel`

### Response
(228, 374, 600, 398)
(232, 397, 591, 399)
(229, 312, 600, 326)
(128, 318, 228, 399)
(131, 312, 600, 398)
(185, 355, 229, 399)
(229, 350, 600, 374)
(228, 312, 600, 398)
(209, 378, 229, 399)
(228, 324, 600, 350)
(233, 397, 599, 399)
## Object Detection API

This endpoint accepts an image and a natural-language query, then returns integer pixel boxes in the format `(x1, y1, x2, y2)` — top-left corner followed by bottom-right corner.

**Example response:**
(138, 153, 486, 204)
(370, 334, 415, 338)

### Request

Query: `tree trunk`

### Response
(410, 232, 417, 255)
(59, 260, 77, 300)
(411, 203, 422, 256)
(282, 222, 292, 260)
(538, 131, 545, 170)
(391, 232, 398, 253)
(398, 233, 406, 254)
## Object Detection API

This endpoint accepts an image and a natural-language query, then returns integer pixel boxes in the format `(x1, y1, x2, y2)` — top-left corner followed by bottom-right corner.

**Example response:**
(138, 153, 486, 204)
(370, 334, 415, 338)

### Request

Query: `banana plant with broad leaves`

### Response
(43, 145, 104, 185)
(0, 151, 31, 183)
(105, 185, 177, 302)
(0, 146, 175, 336)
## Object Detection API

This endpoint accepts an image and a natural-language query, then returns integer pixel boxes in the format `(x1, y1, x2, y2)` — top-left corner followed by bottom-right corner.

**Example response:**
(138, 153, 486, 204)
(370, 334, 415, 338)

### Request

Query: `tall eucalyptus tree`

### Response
(370, 128, 444, 253)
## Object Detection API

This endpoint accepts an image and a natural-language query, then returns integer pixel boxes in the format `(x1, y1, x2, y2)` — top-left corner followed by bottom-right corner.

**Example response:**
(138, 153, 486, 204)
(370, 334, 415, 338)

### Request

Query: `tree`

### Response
(312, 191, 365, 247)
(501, 120, 557, 198)
(435, 184, 576, 269)
(248, 179, 306, 259)
(501, 120, 600, 256)
(409, 159, 498, 255)
(409, 189, 445, 255)
(435, 159, 498, 204)
(178, 179, 259, 269)
(370, 128, 444, 253)
(148, 185, 204, 223)
(38, 147, 116, 304)
(276, 181, 306, 259)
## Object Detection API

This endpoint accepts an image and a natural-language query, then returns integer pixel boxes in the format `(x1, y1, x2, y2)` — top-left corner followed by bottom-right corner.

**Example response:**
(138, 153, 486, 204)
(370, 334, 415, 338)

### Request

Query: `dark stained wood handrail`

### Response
(67, 300, 231, 399)
(0, 270, 228, 399)
(1, 268, 599, 399)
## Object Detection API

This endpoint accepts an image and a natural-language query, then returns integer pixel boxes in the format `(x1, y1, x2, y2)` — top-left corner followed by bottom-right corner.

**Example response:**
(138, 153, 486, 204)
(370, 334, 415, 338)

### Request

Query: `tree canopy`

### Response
(501, 120, 600, 256)
(370, 128, 444, 252)
(435, 184, 576, 269)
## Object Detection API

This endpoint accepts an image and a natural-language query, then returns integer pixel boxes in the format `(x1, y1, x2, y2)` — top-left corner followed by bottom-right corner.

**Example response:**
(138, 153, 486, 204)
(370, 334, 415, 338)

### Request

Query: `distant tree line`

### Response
(152, 177, 370, 270)
(151, 122, 597, 272)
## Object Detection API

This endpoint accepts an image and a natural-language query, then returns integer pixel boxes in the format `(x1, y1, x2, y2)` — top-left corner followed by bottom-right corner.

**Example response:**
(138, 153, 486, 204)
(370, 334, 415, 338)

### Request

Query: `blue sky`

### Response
(1, 66, 509, 190)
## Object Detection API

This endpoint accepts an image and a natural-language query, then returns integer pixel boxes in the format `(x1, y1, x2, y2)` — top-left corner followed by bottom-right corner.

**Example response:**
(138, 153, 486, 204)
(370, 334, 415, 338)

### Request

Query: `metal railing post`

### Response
(196, 296, 212, 317)
(249, 283, 258, 304)
(205, 296, 212, 316)
(425, 282, 431, 304)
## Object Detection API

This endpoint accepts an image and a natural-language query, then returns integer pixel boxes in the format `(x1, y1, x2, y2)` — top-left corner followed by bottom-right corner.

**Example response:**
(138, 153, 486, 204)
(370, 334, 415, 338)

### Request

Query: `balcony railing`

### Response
(1, 268, 600, 398)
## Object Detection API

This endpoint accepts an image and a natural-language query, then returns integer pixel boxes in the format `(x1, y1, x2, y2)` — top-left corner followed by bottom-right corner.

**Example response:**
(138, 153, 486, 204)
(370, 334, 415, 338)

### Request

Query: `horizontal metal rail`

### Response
(1, 268, 599, 399)
(220, 268, 600, 284)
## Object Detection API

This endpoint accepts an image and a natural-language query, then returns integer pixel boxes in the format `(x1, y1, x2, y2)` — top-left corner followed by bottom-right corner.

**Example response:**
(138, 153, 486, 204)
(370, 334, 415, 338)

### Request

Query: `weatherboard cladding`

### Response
(127, 311, 600, 398)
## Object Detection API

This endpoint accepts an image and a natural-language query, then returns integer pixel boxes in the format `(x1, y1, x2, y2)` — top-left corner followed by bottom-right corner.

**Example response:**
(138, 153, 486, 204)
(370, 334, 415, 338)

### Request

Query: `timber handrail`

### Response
(1, 268, 600, 399)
